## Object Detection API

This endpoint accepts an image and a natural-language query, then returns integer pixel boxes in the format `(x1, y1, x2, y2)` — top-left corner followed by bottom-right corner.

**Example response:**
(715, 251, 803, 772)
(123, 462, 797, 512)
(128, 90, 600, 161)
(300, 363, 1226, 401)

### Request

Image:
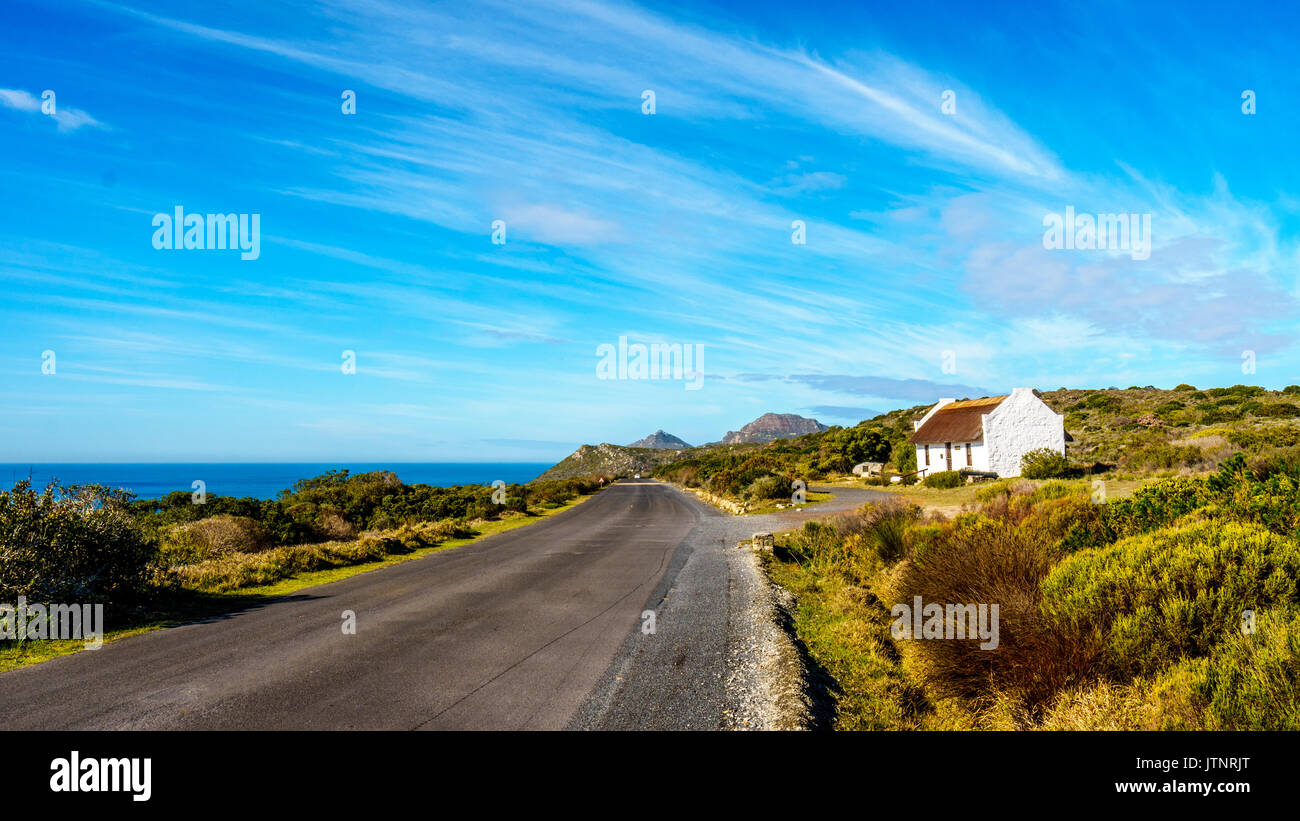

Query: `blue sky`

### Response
(3, 0, 1299, 462)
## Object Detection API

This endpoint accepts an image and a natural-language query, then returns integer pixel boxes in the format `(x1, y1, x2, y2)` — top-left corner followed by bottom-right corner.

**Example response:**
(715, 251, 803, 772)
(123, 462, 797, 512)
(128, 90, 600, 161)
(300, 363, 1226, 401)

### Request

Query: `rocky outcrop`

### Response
(718, 413, 828, 445)
(535, 443, 690, 481)
(628, 430, 692, 449)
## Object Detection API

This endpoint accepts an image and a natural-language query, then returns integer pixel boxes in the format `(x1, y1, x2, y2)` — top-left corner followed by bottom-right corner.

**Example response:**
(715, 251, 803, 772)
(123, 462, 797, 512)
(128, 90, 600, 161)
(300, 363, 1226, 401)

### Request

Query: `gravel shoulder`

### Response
(571, 482, 882, 730)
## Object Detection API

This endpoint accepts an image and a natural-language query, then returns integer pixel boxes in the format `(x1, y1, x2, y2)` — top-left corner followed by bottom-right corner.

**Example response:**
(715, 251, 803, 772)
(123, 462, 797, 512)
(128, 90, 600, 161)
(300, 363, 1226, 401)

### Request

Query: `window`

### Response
(924, 445, 929, 466)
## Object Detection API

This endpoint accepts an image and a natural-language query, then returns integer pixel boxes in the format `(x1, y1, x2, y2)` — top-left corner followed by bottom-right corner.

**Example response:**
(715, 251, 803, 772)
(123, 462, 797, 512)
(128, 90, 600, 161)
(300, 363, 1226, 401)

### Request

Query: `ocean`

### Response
(0, 463, 554, 501)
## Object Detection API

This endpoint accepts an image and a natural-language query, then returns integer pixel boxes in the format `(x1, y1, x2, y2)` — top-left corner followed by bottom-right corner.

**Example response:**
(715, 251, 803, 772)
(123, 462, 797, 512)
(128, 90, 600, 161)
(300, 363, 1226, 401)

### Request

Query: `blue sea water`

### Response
(0, 463, 554, 501)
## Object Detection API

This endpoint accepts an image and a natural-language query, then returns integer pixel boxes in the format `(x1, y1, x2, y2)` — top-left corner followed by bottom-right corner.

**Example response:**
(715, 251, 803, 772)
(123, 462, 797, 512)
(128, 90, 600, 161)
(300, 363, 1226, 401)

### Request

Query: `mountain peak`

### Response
(719, 413, 827, 445)
(628, 430, 693, 449)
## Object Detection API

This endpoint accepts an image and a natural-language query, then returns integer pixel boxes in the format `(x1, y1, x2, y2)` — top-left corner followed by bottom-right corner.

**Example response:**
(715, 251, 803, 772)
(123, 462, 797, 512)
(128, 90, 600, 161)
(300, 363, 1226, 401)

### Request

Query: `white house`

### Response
(909, 388, 1066, 478)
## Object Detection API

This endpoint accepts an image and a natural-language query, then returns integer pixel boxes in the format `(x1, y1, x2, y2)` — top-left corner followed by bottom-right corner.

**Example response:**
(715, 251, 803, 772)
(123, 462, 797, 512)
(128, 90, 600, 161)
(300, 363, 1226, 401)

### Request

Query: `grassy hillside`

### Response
(536, 442, 692, 480)
(648, 384, 1300, 507)
(1040, 384, 1300, 471)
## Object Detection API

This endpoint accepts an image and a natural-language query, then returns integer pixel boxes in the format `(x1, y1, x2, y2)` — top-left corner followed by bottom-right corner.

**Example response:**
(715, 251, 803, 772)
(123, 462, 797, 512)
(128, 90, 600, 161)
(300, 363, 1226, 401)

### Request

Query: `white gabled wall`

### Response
(914, 439, 989, 476)
(982, 388, 1065, 477)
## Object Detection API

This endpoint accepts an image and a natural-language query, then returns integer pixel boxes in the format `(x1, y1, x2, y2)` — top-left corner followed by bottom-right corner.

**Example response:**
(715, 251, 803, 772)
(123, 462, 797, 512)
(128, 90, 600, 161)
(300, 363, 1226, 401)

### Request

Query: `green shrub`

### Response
(1149, 608, 1300, 729)
(1125, 442, 1207, 471)
(1071, 392, 1121, 413)
(1041, 521, 1300, 678)
(160, 514, 272, 566)
(1202, 453, 1300, 538)
(0, 482, 155, 602)
(813, 427, 891, 474)
(893, 440, 917, 474)
(974, 479, 1014, 504)
(834, 502, 918, 564)
(1226, 425, 1300, 450)
(1023, 495, 1109, 553)
(1021, 448, 1072, 479)
(1096, 475, 1209, 542)
(1174, 384, 1197, 391)
(1198, 406, 1238, 424)
(1256, 402, 1300, 419)
(745, 475, 789, 501)
(779, 520, 845, 570)
(922, 470, 962, 489)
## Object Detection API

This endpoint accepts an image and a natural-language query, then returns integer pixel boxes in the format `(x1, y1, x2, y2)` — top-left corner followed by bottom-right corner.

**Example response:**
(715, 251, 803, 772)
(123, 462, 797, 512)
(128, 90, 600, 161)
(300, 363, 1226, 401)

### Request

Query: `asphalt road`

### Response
(0, 480, 703, 730)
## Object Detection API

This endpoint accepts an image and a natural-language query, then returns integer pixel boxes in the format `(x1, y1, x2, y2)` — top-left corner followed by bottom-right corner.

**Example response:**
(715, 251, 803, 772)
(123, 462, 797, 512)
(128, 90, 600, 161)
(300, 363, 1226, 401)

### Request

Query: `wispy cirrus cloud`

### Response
(805, 405, 883, 420)
(0, 88, 105, 131)
(6, 0, 1299, 462)
(741, 373, 994, 402)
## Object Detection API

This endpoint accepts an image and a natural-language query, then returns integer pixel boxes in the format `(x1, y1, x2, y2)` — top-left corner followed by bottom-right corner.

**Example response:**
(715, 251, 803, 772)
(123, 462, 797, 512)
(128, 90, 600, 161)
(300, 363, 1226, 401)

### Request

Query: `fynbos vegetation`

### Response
(766, 451, 1300, 730)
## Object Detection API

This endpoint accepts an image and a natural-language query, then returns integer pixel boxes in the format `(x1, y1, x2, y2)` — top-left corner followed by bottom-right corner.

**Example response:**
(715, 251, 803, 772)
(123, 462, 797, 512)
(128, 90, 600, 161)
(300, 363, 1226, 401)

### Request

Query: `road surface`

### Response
(0, 480, 882, 730)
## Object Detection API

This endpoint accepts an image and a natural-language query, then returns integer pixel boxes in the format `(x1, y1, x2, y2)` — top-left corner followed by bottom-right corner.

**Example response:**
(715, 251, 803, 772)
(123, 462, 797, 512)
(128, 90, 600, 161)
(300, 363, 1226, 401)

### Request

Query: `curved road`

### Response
(0, 480, 883, 730)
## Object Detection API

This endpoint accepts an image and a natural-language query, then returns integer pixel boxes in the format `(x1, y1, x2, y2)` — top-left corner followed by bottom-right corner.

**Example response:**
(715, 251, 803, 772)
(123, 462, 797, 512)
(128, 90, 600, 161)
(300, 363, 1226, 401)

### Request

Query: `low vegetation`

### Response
(765, 451, 1300, 729)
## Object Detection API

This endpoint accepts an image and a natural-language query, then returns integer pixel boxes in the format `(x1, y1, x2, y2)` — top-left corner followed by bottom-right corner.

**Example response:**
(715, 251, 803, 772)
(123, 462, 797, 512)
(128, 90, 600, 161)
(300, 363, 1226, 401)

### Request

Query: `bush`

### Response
(974, 479, 1014, 504)
(161, 514, 271, 565)
(1020, 448, 1071, 479)
(922, 470, 962, 489)
(833, 502, 919, 565)
(745, 475, 789, 501)
(1023, 496, 1109, 553)
(1097, 475, 1210, 541)
(1256, 402, 1300, 419)
(1226, 425, 1300, 450)
(893, 440, 917, 474)
(1125, 442, 1208, 472)
(895, 516, 1094, 705)
(1148, 609, 1300, 730)
(1201, 453, 1300, 539)
(779, 520, 845, 571)
(1198, 406, 1238, 424)
(0, 482, 155, 602)
(1174, 384, 1197, 391)
(1041, 521, 1300, 678)
(1071, 392, 1121, 413)
(161, 519, 480, 593)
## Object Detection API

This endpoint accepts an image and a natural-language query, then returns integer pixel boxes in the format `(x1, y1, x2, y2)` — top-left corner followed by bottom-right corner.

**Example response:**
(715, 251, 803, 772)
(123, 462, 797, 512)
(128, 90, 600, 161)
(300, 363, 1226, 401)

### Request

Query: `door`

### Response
(945, 442, 952, 468)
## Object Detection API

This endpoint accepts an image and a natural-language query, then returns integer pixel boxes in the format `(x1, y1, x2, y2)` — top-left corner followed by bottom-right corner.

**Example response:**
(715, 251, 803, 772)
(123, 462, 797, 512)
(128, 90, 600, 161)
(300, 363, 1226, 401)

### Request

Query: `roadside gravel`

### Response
(571, 482, 883, 730)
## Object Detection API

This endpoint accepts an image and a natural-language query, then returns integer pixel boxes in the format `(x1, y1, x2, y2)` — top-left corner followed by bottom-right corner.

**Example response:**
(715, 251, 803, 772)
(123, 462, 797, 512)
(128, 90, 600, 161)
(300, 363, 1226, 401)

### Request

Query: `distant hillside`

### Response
(719, 413, 828, 445)
(536, 384, 1300, 487)
(535, 443, 691, 481)
(1038, 384, 1300, 469)
(628, 429, 692, 449)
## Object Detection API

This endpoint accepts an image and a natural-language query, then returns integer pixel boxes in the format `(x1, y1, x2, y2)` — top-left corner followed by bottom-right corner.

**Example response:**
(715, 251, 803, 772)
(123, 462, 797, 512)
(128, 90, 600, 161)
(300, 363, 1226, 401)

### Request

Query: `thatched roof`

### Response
(908, 396, 1007, 445)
